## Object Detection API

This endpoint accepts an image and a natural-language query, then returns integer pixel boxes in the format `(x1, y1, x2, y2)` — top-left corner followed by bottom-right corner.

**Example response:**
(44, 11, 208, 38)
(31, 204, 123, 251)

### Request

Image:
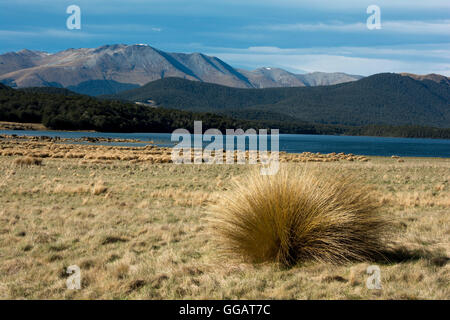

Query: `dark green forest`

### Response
(0, 83, 449, 139)
(107, 74, 450, 128)
(67, 80, 140, 96)
(0, 83, 258, 132)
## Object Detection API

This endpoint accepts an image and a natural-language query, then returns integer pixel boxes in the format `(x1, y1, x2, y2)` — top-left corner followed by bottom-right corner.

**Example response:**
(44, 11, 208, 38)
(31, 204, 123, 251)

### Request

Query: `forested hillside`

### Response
(107, 74, 450, 128)
(1, 83, 449, 138)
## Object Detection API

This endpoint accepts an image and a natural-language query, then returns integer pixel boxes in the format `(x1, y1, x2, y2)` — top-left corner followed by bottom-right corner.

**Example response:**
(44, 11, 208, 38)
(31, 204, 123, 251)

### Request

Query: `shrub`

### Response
(210, 167, 390, 266)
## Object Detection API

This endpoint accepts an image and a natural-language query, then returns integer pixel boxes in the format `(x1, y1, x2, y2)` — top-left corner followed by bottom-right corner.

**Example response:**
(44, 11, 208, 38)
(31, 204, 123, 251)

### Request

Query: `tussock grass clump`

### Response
(14, 156, 42, 166)
(92, 184, 108, 195)
(211, 167, 390, 266)
(91, 180, 108, 195)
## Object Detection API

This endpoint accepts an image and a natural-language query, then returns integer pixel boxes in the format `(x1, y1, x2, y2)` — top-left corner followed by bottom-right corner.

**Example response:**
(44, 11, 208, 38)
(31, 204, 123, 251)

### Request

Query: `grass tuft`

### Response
(92, 181, 108, 195)
(211, 167, 391, 266)
(14, 156, 42, 166)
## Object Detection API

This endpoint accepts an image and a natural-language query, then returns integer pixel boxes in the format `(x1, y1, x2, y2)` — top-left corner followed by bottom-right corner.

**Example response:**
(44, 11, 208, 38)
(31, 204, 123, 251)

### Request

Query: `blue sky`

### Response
(0, 0, 449, 75)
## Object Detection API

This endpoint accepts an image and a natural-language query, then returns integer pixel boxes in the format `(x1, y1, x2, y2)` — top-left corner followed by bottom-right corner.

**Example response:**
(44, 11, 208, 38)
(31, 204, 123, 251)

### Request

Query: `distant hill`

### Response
(0, 44, 362, 96)
(19, 87, 79, 96)
(107, 73, 450, 128)
(400, 73, 450, 86)
(0, 82, 263, 132)
(67, 80, 140, 96)
(237, 68, 363, 88)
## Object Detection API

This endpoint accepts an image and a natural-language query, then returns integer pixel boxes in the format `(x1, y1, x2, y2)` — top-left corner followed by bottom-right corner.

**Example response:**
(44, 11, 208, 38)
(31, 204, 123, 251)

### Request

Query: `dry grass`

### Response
(0, 137, 369, 164)
(211, 168, 390, 266)
(0, 138, 448, 299)
(0, 121, 47, 131)
(13, 156, 43, 166)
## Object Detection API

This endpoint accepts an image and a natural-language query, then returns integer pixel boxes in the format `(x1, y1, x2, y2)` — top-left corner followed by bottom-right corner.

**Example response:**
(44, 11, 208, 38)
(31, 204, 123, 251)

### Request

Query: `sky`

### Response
(0, 0, 449, 75)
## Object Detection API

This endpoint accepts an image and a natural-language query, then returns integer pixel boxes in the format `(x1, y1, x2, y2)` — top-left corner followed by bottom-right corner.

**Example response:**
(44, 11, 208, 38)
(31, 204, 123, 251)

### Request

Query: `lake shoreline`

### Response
(1, 133, 449, 160)
(1, 121, 449, 141)
(0, 121, 96, 132)
(1, 130, 449, 158)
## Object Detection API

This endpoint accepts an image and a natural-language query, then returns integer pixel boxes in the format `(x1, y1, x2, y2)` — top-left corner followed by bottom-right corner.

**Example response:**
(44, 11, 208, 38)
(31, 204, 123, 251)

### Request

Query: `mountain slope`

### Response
(0, 44, 363, 94)
(297, 72, 364, 86)
(238, 68, 364, 88)
(0, 49, 48, 76)
(400, 73, 450, 86)
(107, 74, 450, 128)
(0, 45, 257, 89)
(238, 68, 307, 88)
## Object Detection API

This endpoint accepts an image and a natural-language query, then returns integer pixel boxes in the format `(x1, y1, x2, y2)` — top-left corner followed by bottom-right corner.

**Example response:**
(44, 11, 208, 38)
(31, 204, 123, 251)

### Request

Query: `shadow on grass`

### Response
(373, 246, 449, 267)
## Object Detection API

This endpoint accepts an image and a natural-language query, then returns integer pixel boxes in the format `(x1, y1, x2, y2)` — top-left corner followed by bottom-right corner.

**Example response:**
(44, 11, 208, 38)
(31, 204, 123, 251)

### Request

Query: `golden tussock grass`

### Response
(0, 138, 369, 164)
(14, 156, 43, 166)
(211, 167, 391, 266)
(91, 181, 108, 195)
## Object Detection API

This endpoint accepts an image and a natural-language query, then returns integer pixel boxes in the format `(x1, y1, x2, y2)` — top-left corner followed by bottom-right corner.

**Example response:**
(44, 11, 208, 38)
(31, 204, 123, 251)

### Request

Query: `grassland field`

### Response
(0, 137, 448, 299)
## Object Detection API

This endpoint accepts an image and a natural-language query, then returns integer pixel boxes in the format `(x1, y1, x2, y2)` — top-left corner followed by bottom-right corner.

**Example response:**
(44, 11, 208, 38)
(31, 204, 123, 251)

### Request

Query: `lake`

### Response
(1, 130, 449, 158)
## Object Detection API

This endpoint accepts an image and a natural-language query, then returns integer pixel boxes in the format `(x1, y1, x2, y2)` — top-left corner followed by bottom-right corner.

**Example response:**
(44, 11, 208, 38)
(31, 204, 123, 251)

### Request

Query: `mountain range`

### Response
(0, 43, 448, 132)
(0, 44, 363, 95)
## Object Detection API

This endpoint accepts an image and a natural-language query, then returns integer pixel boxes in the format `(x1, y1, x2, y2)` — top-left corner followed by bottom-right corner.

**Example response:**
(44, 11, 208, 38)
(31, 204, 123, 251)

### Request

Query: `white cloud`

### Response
(84, 24, 163, 33)
(246, 20, 450, 35)
(248, 22, 366, 33)
(207, 44, 450, 59)
(382, 20, 450, 35)
(0, 28, 104, 40)
(248, 0, 450, 10)
(207, 44, 450, 76)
